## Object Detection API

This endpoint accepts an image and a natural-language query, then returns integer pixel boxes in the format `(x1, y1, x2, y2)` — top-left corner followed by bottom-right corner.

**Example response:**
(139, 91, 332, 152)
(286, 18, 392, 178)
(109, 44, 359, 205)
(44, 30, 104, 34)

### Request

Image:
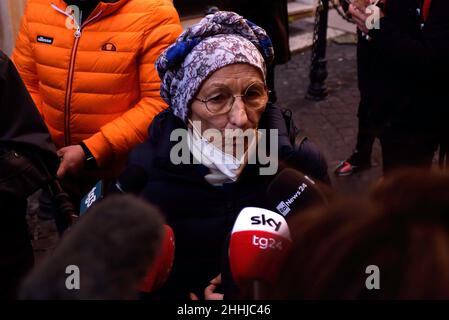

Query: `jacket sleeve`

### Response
(11, 5, 43, 117)
(368, 0, 449, 77)
(83, 1, 182, 167)
(0, 51, 59, 175)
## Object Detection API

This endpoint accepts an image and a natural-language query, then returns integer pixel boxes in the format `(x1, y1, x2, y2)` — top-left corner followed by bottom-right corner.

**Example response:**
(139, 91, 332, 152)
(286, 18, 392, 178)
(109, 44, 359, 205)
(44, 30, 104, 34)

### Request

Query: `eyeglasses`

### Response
(194, 82, 269, 115)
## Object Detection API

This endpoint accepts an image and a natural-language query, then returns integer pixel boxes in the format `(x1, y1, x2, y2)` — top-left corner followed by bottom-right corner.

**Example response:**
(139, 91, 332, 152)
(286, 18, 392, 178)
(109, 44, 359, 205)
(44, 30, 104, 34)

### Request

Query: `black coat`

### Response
(0, 50, 58, 299)
(126, 106, 328, 298)
(0, 51, 58, 173)
(365, 0, 449, 136)
(227, 0, 291, 65)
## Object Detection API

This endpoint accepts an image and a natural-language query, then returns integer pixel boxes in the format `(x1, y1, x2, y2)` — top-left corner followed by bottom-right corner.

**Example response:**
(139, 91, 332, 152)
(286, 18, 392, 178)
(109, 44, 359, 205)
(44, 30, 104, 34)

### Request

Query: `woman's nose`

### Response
(228, 96, 249, 128)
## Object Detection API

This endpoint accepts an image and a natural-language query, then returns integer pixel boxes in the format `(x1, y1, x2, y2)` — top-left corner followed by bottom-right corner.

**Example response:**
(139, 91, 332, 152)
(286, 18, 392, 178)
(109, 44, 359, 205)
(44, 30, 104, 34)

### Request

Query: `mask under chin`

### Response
(188, 119, 258, 158)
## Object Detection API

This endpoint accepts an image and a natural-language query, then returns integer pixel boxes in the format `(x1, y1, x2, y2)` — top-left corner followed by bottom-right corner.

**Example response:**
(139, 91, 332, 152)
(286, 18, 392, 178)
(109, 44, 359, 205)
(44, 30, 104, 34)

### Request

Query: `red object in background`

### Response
(422, 0, 432, 21)
(139, 224, 175, 293)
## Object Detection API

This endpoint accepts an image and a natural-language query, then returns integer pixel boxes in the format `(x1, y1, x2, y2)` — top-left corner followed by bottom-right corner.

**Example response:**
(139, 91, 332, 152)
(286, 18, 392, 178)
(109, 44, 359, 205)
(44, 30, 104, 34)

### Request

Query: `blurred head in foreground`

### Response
(20, 195, 164, 300)
(271, 169, 449, 299)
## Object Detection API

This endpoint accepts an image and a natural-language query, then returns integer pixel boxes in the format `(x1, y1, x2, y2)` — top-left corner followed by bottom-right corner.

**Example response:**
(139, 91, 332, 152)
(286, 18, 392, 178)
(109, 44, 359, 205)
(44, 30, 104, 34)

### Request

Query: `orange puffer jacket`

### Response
(12, 0, 182, 174)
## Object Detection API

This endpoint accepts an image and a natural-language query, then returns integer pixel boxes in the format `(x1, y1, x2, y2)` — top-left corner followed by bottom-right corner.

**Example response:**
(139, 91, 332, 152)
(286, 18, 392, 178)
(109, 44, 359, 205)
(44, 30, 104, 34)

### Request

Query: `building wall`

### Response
(0, 0, 27, 55)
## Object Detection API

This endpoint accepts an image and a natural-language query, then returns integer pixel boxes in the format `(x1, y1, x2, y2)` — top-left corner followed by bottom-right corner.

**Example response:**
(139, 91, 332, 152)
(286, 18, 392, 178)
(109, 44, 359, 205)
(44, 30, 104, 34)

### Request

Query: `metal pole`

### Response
(306, 0, 329, 101)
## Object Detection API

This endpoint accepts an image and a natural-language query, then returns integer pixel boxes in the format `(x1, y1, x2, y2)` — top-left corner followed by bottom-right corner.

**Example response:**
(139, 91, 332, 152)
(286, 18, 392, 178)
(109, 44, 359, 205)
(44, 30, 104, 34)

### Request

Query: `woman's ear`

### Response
(186, 109, 193, 128)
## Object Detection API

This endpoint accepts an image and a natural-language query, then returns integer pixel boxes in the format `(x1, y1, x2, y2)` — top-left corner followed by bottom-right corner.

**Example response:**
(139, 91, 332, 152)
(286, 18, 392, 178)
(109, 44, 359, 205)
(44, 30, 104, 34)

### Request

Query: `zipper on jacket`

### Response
(51, 3, 102, 146)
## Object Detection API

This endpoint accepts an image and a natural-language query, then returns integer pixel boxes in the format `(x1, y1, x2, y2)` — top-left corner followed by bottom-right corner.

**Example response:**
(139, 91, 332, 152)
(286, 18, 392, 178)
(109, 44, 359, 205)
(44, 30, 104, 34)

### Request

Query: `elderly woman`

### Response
(125, 12, 329, 299)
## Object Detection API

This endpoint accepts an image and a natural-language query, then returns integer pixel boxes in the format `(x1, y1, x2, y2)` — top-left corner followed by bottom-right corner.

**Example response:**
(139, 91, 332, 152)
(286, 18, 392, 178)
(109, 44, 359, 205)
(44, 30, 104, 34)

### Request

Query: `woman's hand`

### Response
(349, 0, 385, 34)
(190, 274, 224, 300)
(56, 145, 85, 178)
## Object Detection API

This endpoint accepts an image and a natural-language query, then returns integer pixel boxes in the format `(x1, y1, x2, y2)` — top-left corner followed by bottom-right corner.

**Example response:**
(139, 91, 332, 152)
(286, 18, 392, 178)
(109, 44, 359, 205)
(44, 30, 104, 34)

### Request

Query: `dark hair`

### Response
(20, 195, 164, 300)
(271, 169, 449, 299)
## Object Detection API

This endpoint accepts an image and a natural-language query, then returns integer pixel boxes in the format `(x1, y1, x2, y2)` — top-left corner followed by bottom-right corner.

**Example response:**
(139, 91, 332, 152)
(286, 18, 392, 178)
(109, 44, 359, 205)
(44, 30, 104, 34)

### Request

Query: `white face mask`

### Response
(187, 119, 258, 185)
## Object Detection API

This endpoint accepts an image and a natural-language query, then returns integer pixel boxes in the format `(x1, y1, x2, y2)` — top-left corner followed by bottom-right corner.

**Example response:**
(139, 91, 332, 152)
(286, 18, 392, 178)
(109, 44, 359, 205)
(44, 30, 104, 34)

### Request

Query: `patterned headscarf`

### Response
(156, 11, 275, 123)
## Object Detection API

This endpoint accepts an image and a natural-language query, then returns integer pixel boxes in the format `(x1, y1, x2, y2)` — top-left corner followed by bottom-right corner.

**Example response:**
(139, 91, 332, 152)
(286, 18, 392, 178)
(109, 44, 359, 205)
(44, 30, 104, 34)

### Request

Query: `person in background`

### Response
(227, 0, 290, 103)
(335, 27, 379, 176)
(11, 0, 182, 225)
(348, 0, 449, 174)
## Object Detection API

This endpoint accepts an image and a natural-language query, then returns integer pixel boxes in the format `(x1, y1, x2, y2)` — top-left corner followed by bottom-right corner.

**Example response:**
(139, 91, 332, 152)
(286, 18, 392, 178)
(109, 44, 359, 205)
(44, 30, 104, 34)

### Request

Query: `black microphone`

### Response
(112, 165, 149, 195)
(267, 168, 327, 218)
(19, 195, 164, 300)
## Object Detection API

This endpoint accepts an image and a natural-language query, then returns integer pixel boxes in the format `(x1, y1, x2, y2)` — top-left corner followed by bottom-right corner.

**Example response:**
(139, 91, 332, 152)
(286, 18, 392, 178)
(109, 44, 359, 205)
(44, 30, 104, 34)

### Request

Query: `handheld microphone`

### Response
(79, 165, 149, 215)
(267, 168, 327, 218)
(138, 224, 175, 293)
(80, 180, 105, 215)
(229, 207, 292, 299)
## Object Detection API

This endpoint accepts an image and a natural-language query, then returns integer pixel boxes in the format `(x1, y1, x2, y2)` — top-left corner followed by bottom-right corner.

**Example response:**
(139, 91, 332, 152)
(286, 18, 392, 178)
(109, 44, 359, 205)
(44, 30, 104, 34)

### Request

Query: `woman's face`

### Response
(189, 64, 268, 134)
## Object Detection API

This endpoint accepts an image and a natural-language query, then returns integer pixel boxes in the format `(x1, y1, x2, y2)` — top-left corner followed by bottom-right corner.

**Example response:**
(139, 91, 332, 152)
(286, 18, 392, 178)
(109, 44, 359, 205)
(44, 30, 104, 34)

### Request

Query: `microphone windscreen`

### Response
(138, 224, 175, 293)
(229, 207, 292, 287)
(267, 168, 327, 218)
(19, 195, 164, 300)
